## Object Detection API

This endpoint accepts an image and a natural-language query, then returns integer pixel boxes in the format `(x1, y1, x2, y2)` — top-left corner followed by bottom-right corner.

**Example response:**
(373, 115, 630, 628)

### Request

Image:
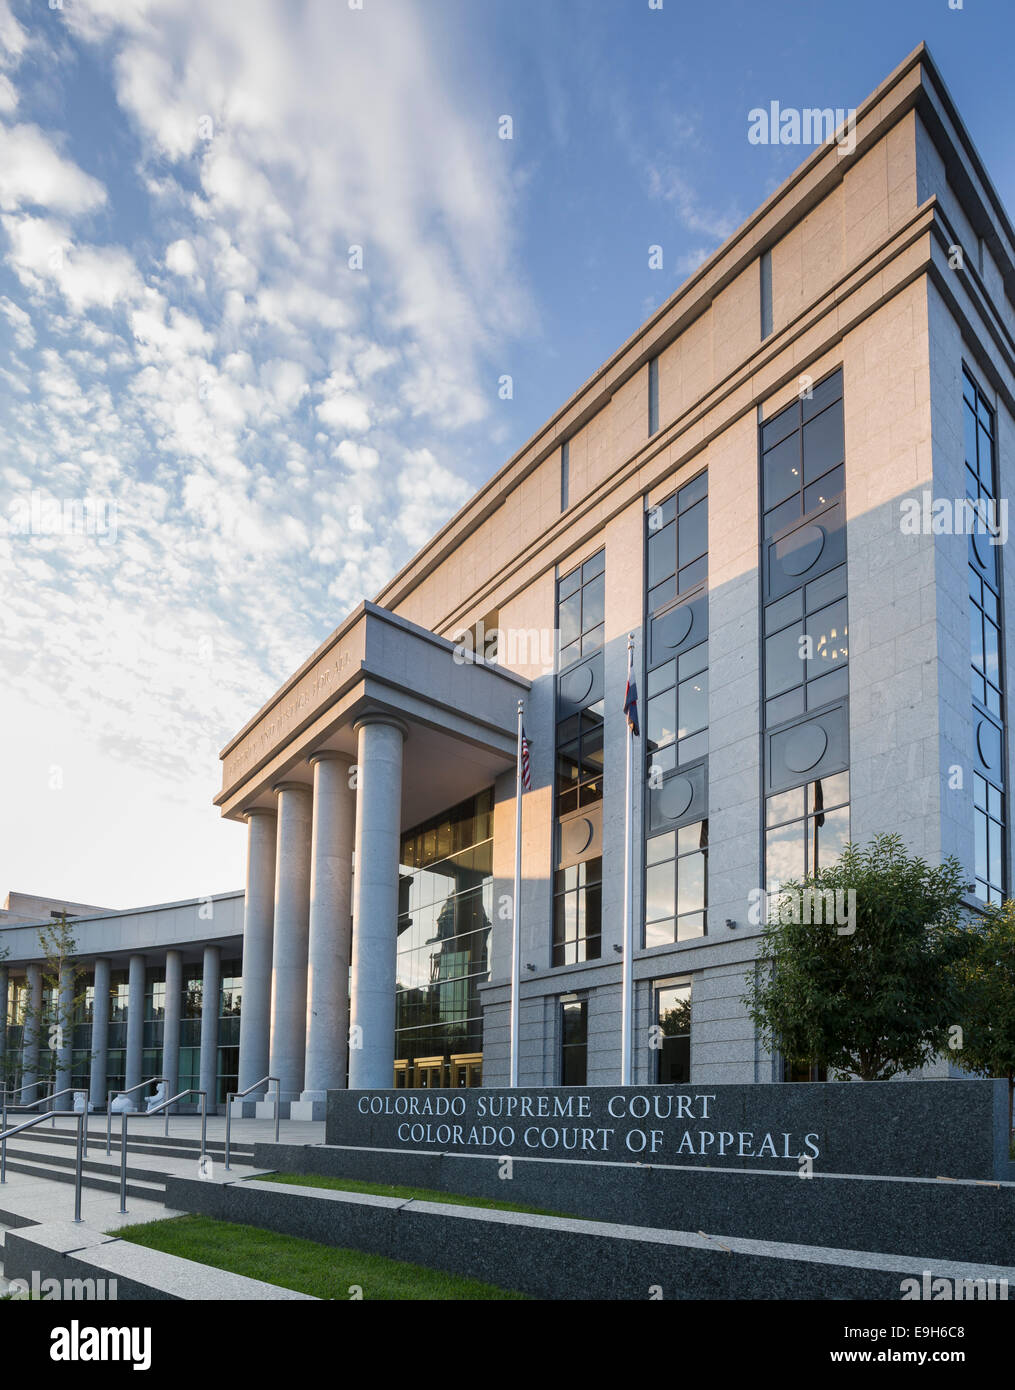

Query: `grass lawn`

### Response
(112, 1214, 527, 1300)
(256, 1170, 578, 1218)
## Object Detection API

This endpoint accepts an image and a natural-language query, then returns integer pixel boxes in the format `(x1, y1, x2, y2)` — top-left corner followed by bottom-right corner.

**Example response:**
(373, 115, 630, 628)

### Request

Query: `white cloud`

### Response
(0, 124, 107, 214)
(165, 238, 198, 277)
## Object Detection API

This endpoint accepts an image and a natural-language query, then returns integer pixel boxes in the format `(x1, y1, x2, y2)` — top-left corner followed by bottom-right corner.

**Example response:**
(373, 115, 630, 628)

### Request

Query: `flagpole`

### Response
(621, 633, 635, 1086)
(510, 698, 524, 1088)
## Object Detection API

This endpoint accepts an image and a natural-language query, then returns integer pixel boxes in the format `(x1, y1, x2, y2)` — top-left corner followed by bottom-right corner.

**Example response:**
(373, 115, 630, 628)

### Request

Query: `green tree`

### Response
(952, 900, 1015, 1134)
(744, 834, 971, 1081)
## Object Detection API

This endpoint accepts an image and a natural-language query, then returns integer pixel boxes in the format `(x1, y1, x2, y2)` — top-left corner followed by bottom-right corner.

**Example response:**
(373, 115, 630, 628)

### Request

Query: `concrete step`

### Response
(3, 1140, 177, 1187)
(9, 1127, 255, 1164)
(1, 1154, 166, 1201)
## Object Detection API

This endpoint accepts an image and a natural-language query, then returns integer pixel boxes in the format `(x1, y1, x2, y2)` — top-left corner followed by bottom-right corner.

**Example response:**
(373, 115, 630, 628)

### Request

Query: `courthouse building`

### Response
(3, 45, 1014, 1112)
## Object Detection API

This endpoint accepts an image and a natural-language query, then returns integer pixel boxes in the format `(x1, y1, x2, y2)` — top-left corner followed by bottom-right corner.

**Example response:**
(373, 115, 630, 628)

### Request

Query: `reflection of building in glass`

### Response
(395, 791, 492, 1084)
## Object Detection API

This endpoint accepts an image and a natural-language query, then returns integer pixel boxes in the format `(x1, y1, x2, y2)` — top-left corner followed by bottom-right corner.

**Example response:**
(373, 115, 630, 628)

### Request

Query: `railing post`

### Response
(74, 1111, 84, 1224)
(119, 1111, 128, 1215)
(225, 1093, 233, 1171)
(200, 1091, 207, 1159)
(274, 1076, 280, 1144)
(1, 1130, 6, 1185)
(106, 1092, 113, 1156)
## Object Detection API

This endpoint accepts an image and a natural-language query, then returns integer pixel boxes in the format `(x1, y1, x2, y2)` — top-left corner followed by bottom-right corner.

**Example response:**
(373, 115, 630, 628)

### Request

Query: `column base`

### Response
(290, 1095, 328, 1122)
(229, 1098, 262, 1119)
(254, 1099, 291, 1121)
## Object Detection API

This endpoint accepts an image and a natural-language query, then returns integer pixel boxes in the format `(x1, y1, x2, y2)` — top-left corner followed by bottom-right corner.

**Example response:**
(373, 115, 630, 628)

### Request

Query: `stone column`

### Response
(236, 807, 277, 1101)
(348, 716, 407, 1090)
(199, 944, 221, 1112)
(0, 963, 8, 1073)
(89, 959, 111, 1111)
(54, 962, 75, 1099)
(22, 963, 42, 1104)
(267, 781, 313, 1107)
(124, 954, 145, 1102)
(162, 949, 183, 1111)
(294, 753, 355, 1120)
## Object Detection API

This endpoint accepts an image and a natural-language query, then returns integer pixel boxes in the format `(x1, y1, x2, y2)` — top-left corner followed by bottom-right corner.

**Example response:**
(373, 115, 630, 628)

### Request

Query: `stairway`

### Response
(0, 1126, 258, 1205)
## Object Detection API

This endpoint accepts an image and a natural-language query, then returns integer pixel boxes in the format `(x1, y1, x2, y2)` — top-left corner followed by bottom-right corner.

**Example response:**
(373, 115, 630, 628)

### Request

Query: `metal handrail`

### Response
(224, 1075, 280, 1170)
(106, 1077, 168, 1155)
(114, 1089, 206, 1215)
(0, 1109, 88, 1223)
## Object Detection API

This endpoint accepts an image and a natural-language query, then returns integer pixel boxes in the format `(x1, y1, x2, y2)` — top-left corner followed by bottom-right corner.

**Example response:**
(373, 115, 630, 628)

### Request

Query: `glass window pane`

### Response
(806, 666, 848, 708)
(647, 691, 676, 748)
(676, 854, 705, 913)
(678, 671, 708, 737)
(647, 831, 675, 866)
(648, 522, 676, 589)
(766, 689, 805, 725)
(645, 863, 675, 922)
(801, 371, 842, 421)
(677, 497, 708, 565)
(978, 424, 993, 483)
(805, 564, 847, 613)
(676, 912, 706, 941)
(582, 573, 605, 633)
(766, 623, 804, 696)
(806, 599, 848, 673)
(766, 590, 803, 634)
(677, 555, 708, 592)
(988, 818, 1001, 884)
(762, 400, 798, 452)
(648, 496, 677, 530)
(974, 810, 988, 880)
(766, 820, 805, 892)
(763, 432, 801, 510)
(677, 820, 707, 854)
(988, 783, 1002, 819)
(582, 623, 604, 656)
(559, 592, 581, 650)
(649, 578, 677, 612)
(677, 731, 708, 764)
(583, 549, 605, 581)
(677, 472, 708, 513)
(803, 463, 844, 515)
(767, 787, 804, 827)
(802, 399, 844, 483)
(647, 661, 675, 697)
(764, 494, 801, 538)
(678, 641, 708, 680)
(559, 566, 581, 600)
(645, 918, 675, 949)
(814, 771, 849, 809)
(811, 804, 849, 871)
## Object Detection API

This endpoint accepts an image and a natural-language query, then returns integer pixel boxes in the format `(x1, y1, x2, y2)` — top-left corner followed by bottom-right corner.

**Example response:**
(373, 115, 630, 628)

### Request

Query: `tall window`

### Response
(559, 998, 588, 1084)
(554, 549, 606, 967)
(560, 439, 570, 511)
(648, 356, 659, 436)
(766, 772, 850, 894)
(761, 370, 844, 538)
(395, 791, 493, 1082)
(965, 367, 1006, 903)
(218, 960, 242, 1104)
(646, 471, 707, 613)
(764, 563, 848, 727)
(557, 549, 604, 668)
(644, 472, 709, 947)
(654, 978, 691, 1082)
(553, 859, 602, 965)
(760, 248, 773, 340)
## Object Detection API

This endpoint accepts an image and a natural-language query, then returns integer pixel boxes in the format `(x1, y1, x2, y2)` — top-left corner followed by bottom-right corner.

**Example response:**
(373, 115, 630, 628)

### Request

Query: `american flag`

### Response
(520, 726, 531, 790)
(624, 671, 639, 736)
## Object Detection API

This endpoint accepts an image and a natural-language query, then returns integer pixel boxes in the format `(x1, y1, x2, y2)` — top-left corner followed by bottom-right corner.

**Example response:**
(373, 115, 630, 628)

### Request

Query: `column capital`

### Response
(272, 778, 313, 796)
(353, 713, 409, 741)
(308, 749, 353, 767)
(243, 806, 278, 822)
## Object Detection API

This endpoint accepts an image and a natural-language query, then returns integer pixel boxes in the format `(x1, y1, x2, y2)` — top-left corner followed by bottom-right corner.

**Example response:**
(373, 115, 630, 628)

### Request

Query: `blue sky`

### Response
(1, 0, 1013, 909)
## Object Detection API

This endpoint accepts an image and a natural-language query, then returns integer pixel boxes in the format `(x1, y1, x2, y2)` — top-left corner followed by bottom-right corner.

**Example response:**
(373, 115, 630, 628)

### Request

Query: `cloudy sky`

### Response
(1, 0, 1013, 911)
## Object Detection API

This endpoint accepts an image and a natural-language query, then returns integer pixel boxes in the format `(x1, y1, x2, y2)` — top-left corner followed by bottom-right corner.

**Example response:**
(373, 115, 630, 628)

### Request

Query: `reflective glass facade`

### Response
(395, 790, 493, 1080)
